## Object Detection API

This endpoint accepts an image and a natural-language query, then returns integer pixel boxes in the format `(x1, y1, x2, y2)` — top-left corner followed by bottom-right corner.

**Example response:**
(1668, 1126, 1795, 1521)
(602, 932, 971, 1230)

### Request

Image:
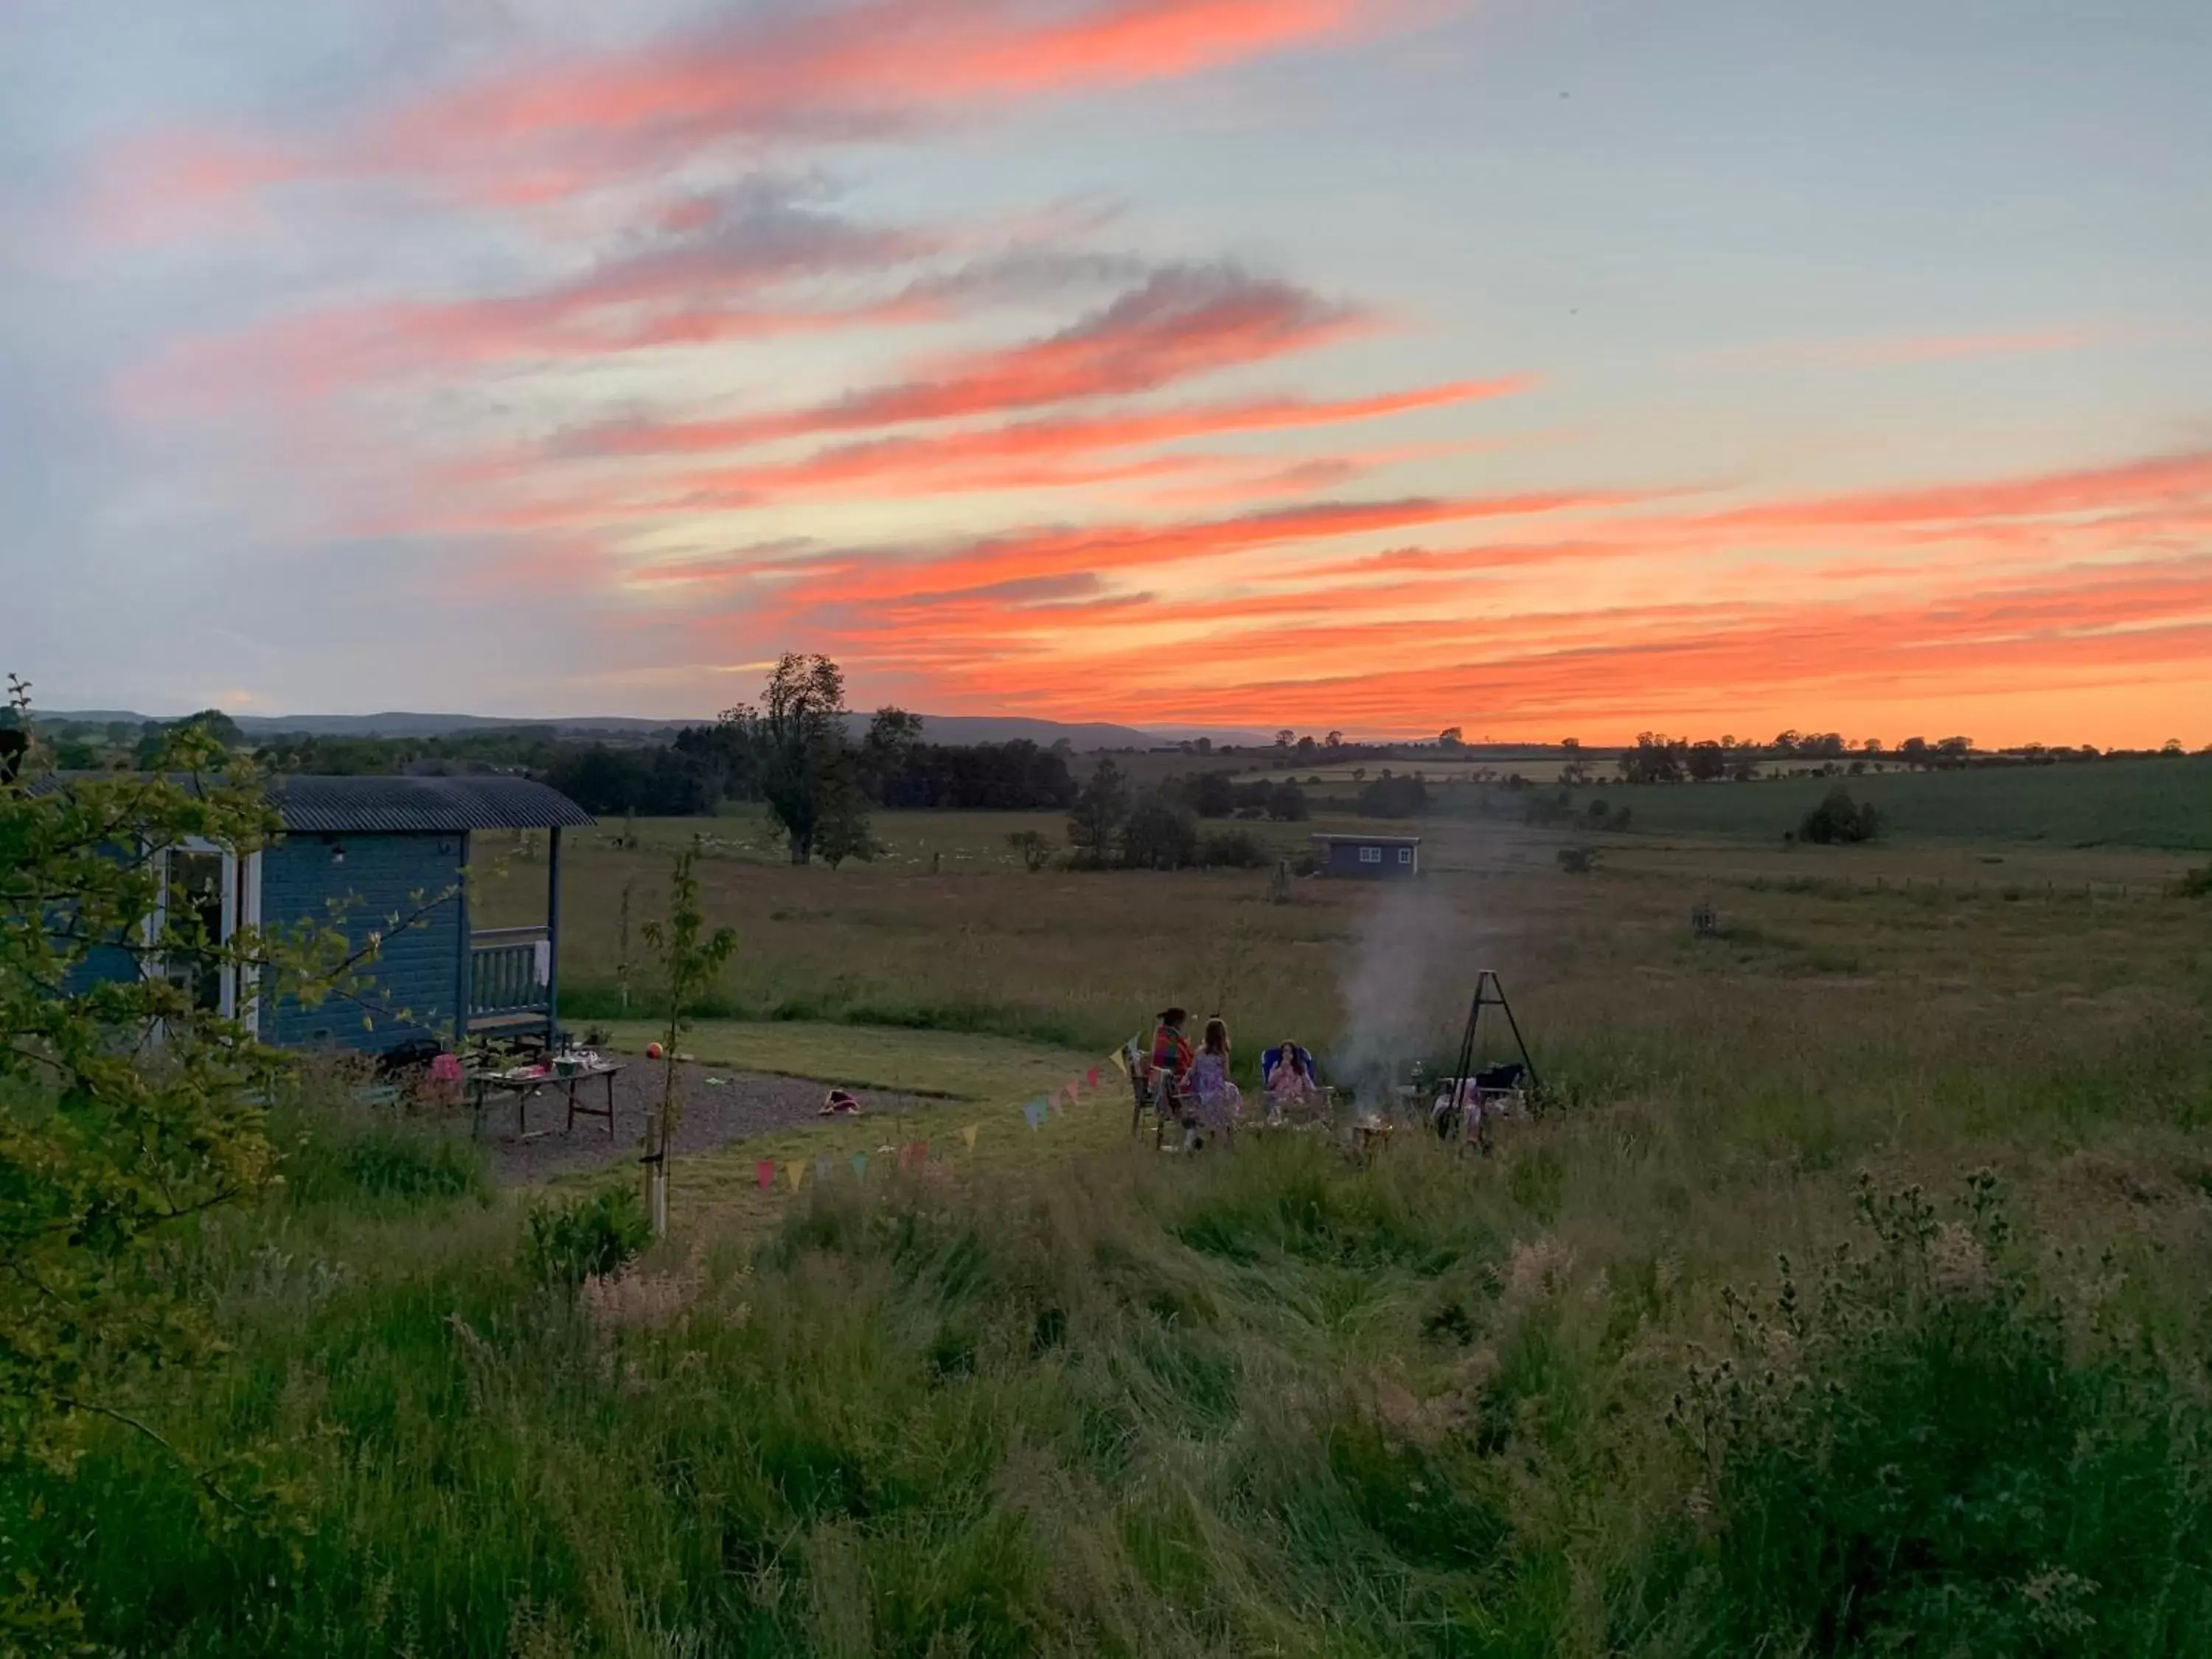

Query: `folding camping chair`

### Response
(1127, 1042, 1185, 1149)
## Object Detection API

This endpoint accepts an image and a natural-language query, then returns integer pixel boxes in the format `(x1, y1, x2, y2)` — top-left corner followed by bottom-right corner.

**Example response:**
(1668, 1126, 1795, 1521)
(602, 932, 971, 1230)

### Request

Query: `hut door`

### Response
(152, 841, 257, 1023)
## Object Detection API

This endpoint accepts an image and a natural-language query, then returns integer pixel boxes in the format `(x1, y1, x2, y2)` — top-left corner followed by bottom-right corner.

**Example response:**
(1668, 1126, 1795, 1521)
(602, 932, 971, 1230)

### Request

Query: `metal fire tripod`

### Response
(1442, 971, 1540, 1144)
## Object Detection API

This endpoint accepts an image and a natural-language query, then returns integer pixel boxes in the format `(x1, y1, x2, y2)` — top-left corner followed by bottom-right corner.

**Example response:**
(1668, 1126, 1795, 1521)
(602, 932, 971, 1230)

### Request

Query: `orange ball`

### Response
(646, 1041, 664, 1060)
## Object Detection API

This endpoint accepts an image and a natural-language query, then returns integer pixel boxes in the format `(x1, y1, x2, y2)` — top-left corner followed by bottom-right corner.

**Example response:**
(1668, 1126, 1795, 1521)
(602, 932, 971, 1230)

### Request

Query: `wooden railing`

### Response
(469, 925, 550, 1023)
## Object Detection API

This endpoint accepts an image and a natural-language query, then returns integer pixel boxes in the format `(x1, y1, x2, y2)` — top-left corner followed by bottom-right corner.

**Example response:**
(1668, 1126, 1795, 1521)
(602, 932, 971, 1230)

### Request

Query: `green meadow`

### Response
(16, 774, 2212, 1655)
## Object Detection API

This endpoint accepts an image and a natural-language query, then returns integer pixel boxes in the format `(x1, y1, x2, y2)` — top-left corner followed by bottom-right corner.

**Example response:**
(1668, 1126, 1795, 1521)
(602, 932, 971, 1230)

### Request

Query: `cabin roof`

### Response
(1310, 832, 1422, 846)
(269, 776, 594, 833)
(33, 771, 594, 833)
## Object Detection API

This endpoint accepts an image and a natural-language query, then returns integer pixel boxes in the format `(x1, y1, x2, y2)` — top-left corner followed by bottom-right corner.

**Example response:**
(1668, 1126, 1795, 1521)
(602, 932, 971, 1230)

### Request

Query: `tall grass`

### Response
(20, 1113, 2212, 1656)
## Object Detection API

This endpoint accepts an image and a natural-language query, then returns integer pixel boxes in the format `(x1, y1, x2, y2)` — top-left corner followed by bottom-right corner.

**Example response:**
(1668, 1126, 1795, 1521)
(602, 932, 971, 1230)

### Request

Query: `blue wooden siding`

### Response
(260, 833, 465, 1054)
(1321, 840, 1419, 879)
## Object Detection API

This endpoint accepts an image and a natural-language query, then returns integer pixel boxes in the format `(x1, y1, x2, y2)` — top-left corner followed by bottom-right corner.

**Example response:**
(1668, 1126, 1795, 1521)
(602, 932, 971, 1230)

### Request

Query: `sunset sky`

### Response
(5, 0, 2208, 744)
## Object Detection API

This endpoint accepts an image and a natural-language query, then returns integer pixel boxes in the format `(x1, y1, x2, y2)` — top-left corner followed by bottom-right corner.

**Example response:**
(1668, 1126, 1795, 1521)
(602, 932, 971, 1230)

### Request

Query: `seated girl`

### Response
(1261, 1040, 1319, 1115)
(1187, 1017, 1243, 1141)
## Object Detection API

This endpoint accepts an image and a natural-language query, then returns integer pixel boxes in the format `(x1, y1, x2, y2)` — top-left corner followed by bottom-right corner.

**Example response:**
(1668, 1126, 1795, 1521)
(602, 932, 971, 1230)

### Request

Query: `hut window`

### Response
(1359, 845, 1382, 864)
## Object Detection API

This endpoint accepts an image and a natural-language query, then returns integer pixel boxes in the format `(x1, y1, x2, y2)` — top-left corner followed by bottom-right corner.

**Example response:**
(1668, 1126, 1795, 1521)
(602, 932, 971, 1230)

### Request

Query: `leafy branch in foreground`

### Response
(0, 676, 409, 1635)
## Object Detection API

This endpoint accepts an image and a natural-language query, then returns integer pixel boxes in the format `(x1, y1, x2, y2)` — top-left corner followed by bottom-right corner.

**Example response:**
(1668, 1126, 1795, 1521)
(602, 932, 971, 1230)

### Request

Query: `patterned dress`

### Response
(1188, 1050, 1242, 1130)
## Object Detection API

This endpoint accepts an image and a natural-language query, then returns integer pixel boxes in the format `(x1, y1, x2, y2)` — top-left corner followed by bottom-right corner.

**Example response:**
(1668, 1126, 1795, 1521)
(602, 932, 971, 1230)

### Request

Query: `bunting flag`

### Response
(1086, 1066, 1101, 1089)
(900, 1141, 928, 1172)
(1025, 1100, 1045, 1132)
(961, 1123, 980, 1153)
(785, 1159, 806, 1191)
(852, 1152, 869, 1181)
(815, 1155, 834, 1186)
(1110, 1046, 1129, 1076)
(1065, 1080, 1079, 1105)
(755, 1159, 776, 1191)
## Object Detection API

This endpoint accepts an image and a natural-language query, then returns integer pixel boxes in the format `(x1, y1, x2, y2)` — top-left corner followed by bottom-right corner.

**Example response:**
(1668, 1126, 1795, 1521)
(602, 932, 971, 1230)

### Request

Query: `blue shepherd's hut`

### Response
(68, 775, 591, 1055)
(1310, 832, 1421, 879)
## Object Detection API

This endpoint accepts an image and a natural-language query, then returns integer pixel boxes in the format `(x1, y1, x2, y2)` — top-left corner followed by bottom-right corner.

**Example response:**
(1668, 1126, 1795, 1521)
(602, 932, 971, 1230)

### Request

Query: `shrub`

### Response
(1799, 785, 1880, 844)
(1004, 830, 1052, 872)
(1200, 829, 1268, 869)
(2180, 863, 2212, 897)
(1556, 846, 1598, 874)
(1668, 1172, 2212, 1654)
(522, 1186, 653, 1287)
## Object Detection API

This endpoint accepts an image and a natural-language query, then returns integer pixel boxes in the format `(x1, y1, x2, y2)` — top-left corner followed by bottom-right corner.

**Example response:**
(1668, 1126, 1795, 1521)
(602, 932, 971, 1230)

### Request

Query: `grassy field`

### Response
(1443, 754, 2212, 850)
(18, 804, 2212, 1654)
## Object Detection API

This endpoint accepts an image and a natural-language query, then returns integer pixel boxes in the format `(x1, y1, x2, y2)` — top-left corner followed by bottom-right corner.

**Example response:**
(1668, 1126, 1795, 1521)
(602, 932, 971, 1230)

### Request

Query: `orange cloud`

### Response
(606, 439, 2212, 741)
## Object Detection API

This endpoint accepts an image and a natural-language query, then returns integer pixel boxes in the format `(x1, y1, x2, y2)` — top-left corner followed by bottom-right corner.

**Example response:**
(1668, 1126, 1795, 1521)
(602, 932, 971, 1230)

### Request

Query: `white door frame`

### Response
(146, 840, 262, 1033)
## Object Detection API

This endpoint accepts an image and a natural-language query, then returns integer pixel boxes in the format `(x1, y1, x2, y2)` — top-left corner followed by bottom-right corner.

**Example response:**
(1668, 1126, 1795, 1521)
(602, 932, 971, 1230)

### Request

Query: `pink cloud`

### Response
(88, 0, 1391, 231)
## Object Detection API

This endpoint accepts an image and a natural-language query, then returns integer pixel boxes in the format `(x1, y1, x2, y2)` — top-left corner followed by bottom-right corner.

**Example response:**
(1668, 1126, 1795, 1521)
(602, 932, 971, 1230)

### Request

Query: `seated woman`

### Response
(1186, 1017, 1244, 1143)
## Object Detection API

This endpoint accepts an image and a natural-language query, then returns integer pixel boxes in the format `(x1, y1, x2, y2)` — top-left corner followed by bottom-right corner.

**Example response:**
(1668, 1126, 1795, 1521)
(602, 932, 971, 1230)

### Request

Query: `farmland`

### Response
(18, 782, 2212, 1655)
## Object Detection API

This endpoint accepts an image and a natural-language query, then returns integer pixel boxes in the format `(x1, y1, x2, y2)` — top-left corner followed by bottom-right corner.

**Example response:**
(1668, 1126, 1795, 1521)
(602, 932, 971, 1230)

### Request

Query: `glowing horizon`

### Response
(6, 0, 2208, 748)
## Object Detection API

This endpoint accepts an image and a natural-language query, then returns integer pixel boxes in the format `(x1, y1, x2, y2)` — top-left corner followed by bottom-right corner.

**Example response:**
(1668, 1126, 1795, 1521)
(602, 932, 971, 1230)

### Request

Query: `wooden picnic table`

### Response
(469, 1058, 625, 1139)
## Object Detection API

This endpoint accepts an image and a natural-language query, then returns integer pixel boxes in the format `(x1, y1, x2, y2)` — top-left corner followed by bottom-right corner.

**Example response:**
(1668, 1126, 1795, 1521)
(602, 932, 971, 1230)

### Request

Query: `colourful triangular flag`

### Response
(1085, 1066, 1101, 1089)
(851, 1152, 869, 1181)
(961, 1123, 980, 1153)
(900, 1141, 928, 1172)
(755, 1159, 776, 1191)
(815, 1155, 833, 1185)
(1110, 1046, 1129, 1076)
(785, 1159, 806, 1191)
(1025, 1100, 1045, 1131)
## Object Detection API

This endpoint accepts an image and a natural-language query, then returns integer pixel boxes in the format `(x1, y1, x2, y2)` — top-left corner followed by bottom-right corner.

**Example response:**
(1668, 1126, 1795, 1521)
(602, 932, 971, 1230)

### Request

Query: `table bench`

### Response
(469, 1060, 625, 1139)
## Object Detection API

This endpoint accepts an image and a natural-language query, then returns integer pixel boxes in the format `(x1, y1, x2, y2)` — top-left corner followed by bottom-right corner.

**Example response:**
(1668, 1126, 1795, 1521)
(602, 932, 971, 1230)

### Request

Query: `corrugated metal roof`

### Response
(1310, 832, 1422, 844)
(269, 776, 594, 832)
(29, 771, 594, 832)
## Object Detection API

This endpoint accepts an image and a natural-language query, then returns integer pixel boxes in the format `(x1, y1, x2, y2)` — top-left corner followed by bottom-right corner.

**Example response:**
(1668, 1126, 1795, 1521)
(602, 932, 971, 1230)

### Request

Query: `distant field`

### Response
(45, 779, 2212, 1655)
(1455, 754, 2212, 850)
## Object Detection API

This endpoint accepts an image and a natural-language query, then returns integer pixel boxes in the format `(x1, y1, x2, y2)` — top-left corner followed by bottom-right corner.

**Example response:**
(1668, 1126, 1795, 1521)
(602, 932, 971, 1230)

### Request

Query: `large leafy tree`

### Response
(1, 676, 409, 1632)
(1066, 757, 1130, 866)
(720, 653, 872, 866)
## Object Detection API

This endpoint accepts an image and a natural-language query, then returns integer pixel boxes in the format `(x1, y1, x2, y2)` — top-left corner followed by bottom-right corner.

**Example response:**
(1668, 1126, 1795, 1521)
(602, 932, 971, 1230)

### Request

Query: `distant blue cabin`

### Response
(1312, 832, 1421, 879)
(65, 775, 591, 1057)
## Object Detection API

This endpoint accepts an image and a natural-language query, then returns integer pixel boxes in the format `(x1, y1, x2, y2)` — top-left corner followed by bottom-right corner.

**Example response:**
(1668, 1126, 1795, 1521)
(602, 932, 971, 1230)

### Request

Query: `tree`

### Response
(1799, 786, 1881, 844)
(1618, 734, 1686, 785)
(1356, 774, 1428, 818)
(814, 748, 880, 870)
(1274, 728, 1295, 751)
(639, 849, 736, 1235)
(720, 653, 857, 864)
(1122, 793, 1200, 869)
(1, 677, 407, 1608)
(858, 706, 923, 794)
(1439, 726, 1464, 748)
(175, 708, 244, 748)
(1067, 757, 1130, 865)
(1267, 780, 1310, 821)
(1325, 730, 1343, 749)
(1186, 771, 1237, 818)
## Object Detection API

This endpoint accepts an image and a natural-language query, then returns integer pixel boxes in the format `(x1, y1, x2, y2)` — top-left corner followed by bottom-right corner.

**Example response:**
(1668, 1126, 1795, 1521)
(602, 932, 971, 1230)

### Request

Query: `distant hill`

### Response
(41, 708, 1222, 751)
